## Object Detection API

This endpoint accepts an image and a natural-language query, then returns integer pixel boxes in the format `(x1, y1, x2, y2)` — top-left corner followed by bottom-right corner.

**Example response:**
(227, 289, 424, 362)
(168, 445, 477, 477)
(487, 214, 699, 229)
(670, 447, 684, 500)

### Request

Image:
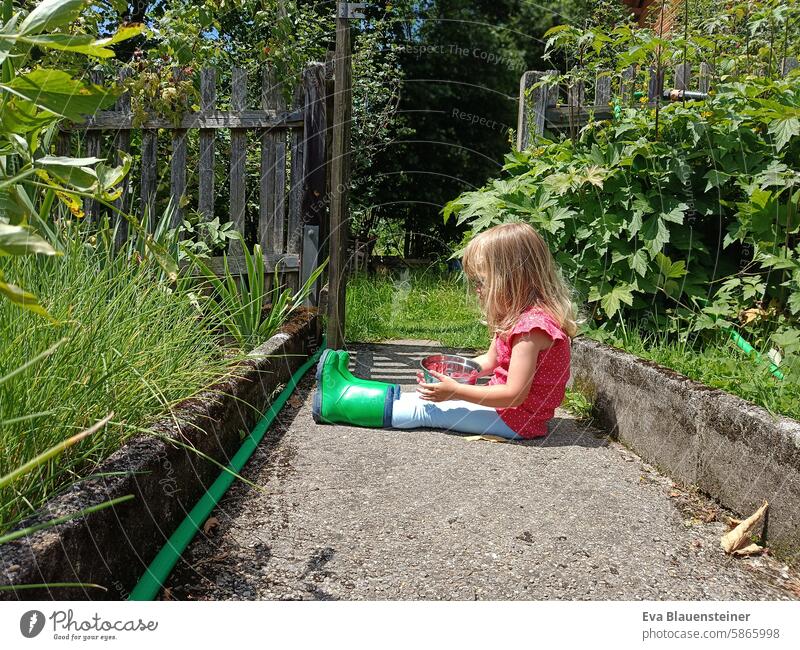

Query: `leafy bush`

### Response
(444, 72, 800, 378)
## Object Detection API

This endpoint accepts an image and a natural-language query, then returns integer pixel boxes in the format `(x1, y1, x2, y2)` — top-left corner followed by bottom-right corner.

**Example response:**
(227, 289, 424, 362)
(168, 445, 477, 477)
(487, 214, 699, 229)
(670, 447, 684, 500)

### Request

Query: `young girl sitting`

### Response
(312, 222, 577, 440)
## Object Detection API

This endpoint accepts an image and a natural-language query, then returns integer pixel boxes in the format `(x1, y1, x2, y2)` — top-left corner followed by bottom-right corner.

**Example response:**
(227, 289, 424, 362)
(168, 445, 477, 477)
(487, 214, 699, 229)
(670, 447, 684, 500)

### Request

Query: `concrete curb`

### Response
(570, 337, 800, 563)
(0, 309, 321, 600)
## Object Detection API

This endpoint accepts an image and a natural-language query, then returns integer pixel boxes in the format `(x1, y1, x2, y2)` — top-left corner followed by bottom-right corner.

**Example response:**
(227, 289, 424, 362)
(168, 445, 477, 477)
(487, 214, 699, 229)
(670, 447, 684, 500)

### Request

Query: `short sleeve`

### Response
(508, 309, 567, 346)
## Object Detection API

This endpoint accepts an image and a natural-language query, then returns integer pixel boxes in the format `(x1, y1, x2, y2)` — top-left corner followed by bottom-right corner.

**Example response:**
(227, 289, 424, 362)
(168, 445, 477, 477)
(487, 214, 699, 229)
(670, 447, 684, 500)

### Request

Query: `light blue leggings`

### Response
(389, 391, 522, 439)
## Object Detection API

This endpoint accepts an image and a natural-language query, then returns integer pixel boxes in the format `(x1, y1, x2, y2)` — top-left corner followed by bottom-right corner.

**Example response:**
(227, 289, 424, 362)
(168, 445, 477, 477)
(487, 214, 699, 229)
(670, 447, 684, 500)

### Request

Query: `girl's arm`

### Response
(418, 331, 553, 408)
(470, 335, 498, 377)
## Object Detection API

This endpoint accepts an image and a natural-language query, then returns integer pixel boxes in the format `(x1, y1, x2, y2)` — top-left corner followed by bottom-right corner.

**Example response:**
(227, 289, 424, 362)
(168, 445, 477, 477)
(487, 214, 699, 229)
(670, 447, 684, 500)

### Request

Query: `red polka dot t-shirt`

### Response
(487, 305, 571, 438)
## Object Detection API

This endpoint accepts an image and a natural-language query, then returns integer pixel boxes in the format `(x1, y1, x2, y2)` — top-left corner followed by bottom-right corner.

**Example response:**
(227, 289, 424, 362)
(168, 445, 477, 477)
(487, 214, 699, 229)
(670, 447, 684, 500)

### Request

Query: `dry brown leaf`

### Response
(203, 516, 219, 536)
(726, 516, 743, 529)
(740, 307, 768, 325)
(463, 434, 509, 443)
(721, 501, 768, 554)
(731, 543, 764, 557)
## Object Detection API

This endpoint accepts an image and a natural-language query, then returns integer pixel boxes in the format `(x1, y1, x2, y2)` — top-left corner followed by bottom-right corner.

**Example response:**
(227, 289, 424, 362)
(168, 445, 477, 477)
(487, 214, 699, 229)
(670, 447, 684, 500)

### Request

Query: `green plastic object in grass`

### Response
(691, 295, 784, 381)
(128, 334, 327, 601)
(726, 328, 785, 381)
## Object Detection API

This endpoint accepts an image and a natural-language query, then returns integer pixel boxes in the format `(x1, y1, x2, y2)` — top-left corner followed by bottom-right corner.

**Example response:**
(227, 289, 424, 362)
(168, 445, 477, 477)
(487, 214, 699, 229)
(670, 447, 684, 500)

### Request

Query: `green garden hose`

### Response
(690, 296, 784, 381)
(128, 334, 327, 600)
(726, 328, 785, 380)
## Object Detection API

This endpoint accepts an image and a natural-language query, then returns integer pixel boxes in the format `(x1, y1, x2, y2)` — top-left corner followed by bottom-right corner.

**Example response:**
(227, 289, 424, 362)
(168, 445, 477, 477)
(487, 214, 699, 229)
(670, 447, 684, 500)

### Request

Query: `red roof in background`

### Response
(622, 0, 682, 34)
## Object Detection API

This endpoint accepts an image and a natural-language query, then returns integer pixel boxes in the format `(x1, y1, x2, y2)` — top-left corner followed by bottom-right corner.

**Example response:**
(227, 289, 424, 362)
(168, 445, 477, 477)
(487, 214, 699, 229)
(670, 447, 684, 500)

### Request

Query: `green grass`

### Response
(0, 237, 230, 534)
(345, 269, 799, 422)
(604, 329, 799, 422)
(345, 268, 490, 349)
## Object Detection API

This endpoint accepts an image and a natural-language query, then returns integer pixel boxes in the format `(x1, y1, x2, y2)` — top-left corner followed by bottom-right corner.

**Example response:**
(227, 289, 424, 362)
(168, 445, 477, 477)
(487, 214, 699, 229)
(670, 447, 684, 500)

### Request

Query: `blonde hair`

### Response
(461, 222, 578, 339)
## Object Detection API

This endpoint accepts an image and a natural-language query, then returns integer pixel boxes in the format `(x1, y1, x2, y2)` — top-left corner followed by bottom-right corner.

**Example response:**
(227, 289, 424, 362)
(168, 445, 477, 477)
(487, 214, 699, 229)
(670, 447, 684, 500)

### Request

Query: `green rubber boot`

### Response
(312, 349, 400, 427)
(334, 349, 365, 383)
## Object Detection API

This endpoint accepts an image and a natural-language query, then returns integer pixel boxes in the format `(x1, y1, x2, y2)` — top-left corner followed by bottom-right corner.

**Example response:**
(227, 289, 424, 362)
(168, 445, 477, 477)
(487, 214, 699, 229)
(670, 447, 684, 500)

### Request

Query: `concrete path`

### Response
(161, 341, 800, 600)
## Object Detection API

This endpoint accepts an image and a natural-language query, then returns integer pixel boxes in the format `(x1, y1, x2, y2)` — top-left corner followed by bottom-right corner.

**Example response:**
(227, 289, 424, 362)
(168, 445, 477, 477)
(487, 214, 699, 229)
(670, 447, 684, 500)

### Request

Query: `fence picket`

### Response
(139, 130, 157, 229)
(198, 67, 217, 222)
(674, 62, 692, 91)
(229, 67, 248, 254)
(113, 68, 132, 248)
(595, 71, 611, 108)
(699, 62, 713, 94)
(620, 65, 636, 105)
(84, 70, 103, 223)
(647, 65, 664, 101)
(169, 68, 188, 231)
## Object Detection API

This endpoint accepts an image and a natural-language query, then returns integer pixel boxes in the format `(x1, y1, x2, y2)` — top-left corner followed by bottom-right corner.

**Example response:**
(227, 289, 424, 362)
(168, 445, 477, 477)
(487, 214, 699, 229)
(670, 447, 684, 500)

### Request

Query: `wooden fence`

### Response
(59, 62, 333, 302)
(517, 56, 799, 150)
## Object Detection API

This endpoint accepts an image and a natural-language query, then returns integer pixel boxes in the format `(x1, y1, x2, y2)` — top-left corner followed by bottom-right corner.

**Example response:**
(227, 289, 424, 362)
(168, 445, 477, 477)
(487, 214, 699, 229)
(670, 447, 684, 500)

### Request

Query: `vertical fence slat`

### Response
(516, 71, 537, 150)
(84, 69, 103, 223)
(198, 67, 217, 222)
(229, 67, 248, 253)
(620, 65, 636, 105)
(517, 70, 556, 150)
(781, 56, 798, 77)
(674, 62, 692, 91)
(286, 84, 304, 256)
(272, 89, 287, 257)
(140, 129, 157, 229)
(169, 67, 187, 230)
(595, 70, 611, 108)
(648, 65, 664, 101)
(699, 62, 713, 94)
(285, 83, 304, 294)
(113, 67, 132, 248)
(567, 79, 585, 107)
(55, 130, 70, 157)
(259, 67, 280, 296)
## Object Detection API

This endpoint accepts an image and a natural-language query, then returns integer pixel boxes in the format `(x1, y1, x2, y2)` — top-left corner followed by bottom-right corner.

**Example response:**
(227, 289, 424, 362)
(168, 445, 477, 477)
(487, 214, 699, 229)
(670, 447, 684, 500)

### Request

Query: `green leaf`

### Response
(704, 169, 732, 192)
(661, 204, 686, 224)
(629, 248, 648, 276)
(0, 223, 57, 257)
(640, 216, 670, 257)
(769, 117, 799, 151)
(1, 69, 117, 122)
(22, 24, 144, 57)
(655, 252, 687, 279)
(788, 292, 800, 316)
(19, 0, 87, 36)
(599, 284, 635, 317)
(0, 270, 51, 318)
(0, 13, 20, 68)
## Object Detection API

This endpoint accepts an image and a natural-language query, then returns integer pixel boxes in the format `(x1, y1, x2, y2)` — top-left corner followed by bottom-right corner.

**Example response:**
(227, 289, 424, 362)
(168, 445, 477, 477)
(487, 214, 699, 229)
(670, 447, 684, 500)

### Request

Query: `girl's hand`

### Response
(415, 369, 461, 402)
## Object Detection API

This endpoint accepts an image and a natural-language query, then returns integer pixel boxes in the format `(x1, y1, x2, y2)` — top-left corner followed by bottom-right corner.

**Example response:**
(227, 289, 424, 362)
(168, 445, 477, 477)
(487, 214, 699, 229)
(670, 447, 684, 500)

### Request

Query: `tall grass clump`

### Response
(0, 234, 228, 534)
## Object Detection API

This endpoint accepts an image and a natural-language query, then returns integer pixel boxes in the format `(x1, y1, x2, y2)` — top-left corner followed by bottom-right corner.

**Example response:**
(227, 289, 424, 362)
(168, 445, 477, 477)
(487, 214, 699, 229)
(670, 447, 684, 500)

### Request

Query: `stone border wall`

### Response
(571, 337, 800, 563)
(0, 309, 321, 600)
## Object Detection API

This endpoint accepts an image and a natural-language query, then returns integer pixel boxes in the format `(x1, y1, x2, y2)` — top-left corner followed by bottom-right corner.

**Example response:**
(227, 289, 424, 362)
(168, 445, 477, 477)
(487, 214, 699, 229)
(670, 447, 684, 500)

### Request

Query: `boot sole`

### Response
(312, 348, 332, 424)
